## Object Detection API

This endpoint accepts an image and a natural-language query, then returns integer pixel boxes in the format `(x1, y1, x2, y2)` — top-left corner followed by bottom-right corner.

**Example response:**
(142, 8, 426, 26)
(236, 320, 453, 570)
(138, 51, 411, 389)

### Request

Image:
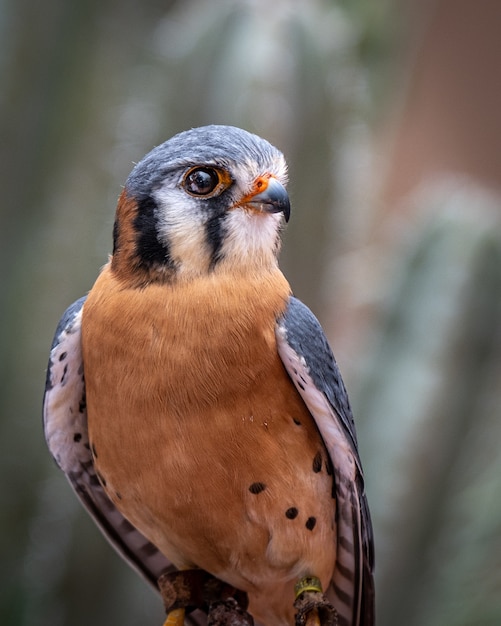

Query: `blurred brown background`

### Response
(2, 1, 501, 625)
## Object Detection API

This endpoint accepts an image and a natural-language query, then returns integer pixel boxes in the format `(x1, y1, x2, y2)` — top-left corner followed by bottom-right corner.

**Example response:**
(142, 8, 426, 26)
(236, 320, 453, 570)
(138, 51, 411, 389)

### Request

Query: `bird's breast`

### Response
(82, 264, 290, 413)
(81, 264, 335, 594)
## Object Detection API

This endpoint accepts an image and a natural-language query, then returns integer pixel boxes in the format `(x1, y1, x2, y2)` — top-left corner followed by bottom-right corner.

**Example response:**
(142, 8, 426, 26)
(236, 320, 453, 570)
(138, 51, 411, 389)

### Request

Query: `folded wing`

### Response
(276, 296, 375, 626)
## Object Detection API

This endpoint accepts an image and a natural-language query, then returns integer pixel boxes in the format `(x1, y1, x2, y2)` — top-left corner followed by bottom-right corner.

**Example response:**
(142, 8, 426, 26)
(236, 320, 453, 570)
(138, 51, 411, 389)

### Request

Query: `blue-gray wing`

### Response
(276, 296, 375, 626)
(43, 297, 178, 592)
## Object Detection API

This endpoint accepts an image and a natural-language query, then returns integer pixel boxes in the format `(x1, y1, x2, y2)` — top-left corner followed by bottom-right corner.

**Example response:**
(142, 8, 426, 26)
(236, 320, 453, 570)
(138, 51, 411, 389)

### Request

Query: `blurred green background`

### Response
(2, 0, 501, 625)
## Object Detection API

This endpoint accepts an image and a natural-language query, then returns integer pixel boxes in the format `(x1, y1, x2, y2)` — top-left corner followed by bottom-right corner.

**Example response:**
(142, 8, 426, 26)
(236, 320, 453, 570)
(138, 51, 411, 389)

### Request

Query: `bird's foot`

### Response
(158, 569, 252, 625)
(208, 598, 254, 625)
(294, 577, 338, 626)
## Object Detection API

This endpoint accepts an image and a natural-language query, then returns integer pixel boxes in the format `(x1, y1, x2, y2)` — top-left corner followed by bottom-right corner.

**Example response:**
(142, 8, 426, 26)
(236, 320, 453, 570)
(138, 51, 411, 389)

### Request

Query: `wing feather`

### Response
(276, 296, 375, 626)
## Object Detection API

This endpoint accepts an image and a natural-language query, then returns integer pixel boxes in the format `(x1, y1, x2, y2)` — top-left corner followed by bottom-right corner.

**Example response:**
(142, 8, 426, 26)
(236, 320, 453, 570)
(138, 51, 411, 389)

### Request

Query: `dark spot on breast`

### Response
(59, 351, 67, 361)
(60, 364, 68, 384)
(297, 381, 305, 391)
(312, 452, 323, 473)
(73, 432, 82, 442)
(285, 507, 299, 519)
(292, 418, 302, 426)
(84, 443, 90, 450)
(305, 516, 317, 531)
(249, 482, 266, 494)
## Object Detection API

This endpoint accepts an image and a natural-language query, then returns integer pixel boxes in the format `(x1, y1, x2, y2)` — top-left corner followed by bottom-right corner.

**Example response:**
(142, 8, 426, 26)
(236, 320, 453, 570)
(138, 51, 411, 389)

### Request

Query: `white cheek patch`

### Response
(153, 186, 212, 276)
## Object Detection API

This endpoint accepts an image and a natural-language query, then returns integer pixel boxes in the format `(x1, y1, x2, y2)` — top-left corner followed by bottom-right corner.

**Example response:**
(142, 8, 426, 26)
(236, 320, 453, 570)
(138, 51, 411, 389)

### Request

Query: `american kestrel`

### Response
(43, 125, 374, 626)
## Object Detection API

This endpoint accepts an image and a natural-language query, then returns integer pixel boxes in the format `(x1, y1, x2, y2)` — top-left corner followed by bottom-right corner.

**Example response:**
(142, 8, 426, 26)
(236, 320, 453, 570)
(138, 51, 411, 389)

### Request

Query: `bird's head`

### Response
(111, 125, 290, 285)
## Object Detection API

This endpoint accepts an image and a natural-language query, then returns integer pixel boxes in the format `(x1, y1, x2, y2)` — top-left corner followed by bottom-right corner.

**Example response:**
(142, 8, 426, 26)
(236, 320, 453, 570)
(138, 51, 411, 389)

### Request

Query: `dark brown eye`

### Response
(184, 167, 220, 196)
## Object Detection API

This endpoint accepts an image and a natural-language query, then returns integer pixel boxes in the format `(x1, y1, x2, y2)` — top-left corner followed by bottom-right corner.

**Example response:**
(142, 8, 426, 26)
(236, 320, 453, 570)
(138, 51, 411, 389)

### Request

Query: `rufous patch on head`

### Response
(111, 190, 176, 287)
(111, 191, 138, 277)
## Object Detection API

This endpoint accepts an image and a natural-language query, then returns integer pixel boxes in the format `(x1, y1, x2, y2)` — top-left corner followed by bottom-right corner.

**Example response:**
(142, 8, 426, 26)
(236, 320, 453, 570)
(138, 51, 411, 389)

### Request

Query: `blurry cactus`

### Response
(353, 179, 501, 626)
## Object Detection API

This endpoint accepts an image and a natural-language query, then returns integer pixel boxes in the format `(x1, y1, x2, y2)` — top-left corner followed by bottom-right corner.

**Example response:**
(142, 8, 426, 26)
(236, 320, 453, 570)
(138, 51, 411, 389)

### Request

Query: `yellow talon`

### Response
(294, 575, 323, 598)
(163, 608, 185, 626)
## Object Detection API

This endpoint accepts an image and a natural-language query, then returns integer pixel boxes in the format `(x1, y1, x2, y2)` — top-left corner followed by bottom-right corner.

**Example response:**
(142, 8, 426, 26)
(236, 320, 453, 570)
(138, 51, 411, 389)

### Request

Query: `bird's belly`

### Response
(86, 358, 336, 614)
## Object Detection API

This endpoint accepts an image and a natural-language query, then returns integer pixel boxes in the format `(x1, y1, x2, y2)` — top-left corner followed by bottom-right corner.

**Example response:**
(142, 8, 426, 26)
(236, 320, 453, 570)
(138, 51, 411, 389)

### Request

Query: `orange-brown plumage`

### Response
(82, 258, 336, 624)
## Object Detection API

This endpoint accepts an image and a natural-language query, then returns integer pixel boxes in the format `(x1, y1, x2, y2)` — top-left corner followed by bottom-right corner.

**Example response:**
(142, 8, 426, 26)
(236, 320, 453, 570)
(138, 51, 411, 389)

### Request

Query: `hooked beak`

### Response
(245, 177, 291, 223)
